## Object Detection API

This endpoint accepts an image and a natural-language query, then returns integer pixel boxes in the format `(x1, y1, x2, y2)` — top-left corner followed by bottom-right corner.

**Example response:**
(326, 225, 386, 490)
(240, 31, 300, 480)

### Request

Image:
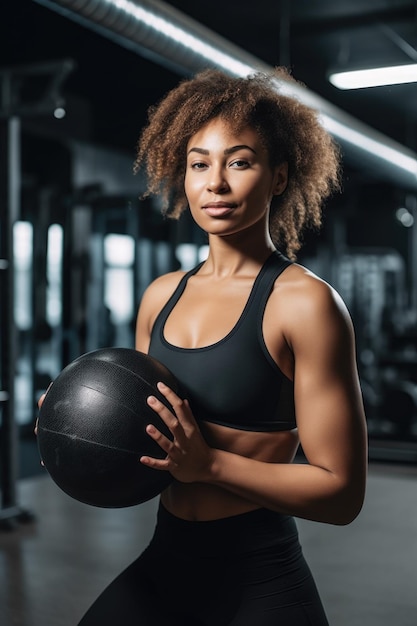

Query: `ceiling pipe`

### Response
(33, 0, 417, 188)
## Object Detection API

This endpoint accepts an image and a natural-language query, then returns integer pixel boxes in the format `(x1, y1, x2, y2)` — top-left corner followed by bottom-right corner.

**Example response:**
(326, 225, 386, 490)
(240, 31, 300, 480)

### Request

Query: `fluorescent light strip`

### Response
(329, 64, 417, 89)
(321, 114, 417, 177)
(36, 0, 417, 182)
(111, 0, 254, 77)
(103, 1, 417, 181)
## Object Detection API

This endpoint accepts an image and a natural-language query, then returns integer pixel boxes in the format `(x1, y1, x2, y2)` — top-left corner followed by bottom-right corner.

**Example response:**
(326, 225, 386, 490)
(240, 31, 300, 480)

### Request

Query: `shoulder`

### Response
(281, 263, 349, 312)
(272, 263, 354, 349)
(136, 270, 186, 349)
(139, 270, 186, 318)
(142, 270, 187, 300)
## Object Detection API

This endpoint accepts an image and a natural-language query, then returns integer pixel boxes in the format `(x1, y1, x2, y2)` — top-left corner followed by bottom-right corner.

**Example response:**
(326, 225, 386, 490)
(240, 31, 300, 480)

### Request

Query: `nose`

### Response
(207, 167, 229, 194)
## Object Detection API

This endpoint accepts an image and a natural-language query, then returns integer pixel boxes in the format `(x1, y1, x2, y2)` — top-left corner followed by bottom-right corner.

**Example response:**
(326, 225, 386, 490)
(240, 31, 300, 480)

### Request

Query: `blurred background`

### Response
(1, 0, 417, 492)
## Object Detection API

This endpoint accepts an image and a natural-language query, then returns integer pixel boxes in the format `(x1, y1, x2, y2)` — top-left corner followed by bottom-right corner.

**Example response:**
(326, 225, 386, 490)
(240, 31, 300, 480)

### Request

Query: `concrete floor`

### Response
(1, 461, 416, 626)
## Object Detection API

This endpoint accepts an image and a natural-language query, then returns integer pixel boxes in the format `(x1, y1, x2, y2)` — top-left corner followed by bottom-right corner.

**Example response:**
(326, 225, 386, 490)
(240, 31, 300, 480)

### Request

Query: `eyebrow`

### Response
(187, 144, 257, 156)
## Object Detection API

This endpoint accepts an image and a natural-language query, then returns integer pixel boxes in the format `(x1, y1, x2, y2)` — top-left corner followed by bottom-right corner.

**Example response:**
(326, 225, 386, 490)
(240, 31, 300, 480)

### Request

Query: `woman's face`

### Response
(184, 117, 287, 239)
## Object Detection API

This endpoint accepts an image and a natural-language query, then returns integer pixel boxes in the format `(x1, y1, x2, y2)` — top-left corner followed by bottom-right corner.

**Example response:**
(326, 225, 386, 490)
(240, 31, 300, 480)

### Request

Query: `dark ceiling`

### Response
(2, 0, 417, 180)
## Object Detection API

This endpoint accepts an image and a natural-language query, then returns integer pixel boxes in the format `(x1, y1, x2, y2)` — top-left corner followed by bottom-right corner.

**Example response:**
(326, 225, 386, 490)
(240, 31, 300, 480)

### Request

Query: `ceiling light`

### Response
(320, 115, 417, 177)
(35, 0, 417, 186)
(329, 64, 417, 89)
(395, 207, 414, 227)
(111, 0, 255, 77)
(53, 106, 66, 119)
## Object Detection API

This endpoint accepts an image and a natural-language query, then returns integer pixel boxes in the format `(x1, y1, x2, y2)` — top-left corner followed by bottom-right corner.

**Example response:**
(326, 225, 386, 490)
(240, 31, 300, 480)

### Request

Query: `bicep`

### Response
(291, 286, 367, 488)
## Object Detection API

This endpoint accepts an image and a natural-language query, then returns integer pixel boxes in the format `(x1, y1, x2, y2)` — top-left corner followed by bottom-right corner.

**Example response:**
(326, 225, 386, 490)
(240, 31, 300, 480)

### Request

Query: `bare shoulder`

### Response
(273, 263, 354, 347)
(136, 270, 186, 350)
(139, 270, 186, 319)
(280, 262, 349, 312)
(143, 270, 186, 300)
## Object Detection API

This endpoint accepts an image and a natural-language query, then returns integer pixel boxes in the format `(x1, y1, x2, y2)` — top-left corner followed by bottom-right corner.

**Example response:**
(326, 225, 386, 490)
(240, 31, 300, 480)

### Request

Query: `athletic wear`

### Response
(77, 250, 330, 626)
(78, 503, 329, 626)
(149, 251, 296, 432)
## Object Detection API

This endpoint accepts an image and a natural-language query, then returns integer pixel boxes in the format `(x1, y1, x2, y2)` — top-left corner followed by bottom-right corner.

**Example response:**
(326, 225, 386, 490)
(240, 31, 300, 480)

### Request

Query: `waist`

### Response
(153, 501, 298, 558)
(161, 426, 299, 521)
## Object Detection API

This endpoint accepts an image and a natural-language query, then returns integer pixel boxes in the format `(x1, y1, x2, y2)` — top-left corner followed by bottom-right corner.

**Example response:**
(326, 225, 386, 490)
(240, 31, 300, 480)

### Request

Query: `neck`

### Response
(203, 229, 276, 278)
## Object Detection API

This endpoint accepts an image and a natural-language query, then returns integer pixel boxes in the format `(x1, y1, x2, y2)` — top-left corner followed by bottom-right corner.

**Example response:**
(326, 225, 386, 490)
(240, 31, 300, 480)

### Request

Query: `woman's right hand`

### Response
(34, 391, 47, 436)
(33, 383, 52, 435)
(34, 384, 51, 465)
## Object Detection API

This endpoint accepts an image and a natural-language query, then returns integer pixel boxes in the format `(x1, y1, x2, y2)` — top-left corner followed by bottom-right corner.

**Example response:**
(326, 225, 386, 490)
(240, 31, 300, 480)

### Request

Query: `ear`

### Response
(272, 162, 288, 196)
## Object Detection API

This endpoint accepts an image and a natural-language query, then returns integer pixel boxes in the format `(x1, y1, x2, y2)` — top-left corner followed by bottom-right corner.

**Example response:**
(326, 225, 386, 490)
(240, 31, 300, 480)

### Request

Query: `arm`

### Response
(142, 274, 368, 526)
(209, 276, 367, 524)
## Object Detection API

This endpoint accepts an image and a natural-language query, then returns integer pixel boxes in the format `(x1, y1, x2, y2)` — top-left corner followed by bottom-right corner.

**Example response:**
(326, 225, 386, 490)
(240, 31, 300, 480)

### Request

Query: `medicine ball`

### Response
(37, 347, 179, 508)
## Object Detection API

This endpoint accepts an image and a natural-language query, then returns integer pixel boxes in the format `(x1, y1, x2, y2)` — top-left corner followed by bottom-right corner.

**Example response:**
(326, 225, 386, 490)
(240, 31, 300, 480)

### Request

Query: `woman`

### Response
(79, 68, 367, 625)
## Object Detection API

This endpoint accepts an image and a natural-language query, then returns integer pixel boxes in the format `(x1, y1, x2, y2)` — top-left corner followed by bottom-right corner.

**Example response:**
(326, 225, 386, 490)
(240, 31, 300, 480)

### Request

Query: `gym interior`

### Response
(1, 1, 417, 625)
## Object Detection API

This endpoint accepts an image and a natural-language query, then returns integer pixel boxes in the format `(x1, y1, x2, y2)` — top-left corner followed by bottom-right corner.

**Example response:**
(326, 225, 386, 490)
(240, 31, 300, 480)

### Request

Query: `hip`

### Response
(152, 500, 300, 560)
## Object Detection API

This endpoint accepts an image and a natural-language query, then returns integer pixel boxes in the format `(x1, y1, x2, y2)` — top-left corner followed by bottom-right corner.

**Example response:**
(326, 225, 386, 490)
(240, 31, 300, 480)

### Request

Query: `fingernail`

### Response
(147, 395, 157, 405)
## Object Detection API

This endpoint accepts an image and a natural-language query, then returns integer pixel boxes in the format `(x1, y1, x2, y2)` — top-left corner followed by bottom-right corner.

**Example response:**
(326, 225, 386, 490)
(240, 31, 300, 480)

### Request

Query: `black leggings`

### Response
(78, 504, 329, 625)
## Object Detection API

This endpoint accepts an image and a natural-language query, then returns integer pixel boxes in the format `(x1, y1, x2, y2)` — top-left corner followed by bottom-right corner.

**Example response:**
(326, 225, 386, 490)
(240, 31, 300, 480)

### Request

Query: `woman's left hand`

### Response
(140, 382, 214, 484)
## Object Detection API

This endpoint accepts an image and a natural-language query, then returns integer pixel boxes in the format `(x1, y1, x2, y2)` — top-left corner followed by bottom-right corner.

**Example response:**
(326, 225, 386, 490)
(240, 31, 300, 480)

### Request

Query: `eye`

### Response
(190, 161, 208, 170)
(230, 159, 250, 168)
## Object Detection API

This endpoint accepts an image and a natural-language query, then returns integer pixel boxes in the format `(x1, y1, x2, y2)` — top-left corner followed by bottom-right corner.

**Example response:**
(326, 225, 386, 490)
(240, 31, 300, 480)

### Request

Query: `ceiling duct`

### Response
(34, 0, 417, 188)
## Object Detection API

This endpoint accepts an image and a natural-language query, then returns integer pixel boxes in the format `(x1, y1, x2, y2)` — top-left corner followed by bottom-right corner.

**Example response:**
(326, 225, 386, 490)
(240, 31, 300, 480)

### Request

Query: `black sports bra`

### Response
(148, 251, 296, 432)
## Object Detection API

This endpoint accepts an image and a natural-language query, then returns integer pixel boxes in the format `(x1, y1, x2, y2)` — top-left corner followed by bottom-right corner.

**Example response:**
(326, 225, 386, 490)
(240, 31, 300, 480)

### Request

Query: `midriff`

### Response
(160, 421, 299, 521)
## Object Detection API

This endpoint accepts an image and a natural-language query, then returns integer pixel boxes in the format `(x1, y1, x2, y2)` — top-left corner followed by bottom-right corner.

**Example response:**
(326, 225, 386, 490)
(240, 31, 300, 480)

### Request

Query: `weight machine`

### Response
(0, 59, 74, 529)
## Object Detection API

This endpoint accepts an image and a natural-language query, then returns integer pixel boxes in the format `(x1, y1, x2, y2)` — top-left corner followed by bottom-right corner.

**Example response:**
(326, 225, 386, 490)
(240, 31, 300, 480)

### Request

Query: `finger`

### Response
(139, 454, 172, 471)
(156, 381, 183, 413)
(156, 382, 195, 432)
(38, 382, 53, 410)
(33, 419, 45, 466)
(38, 394, 46, 410)
(147, 394, 185, 444)
(144, 422, 176, 455)
(140, 424, 178, 470)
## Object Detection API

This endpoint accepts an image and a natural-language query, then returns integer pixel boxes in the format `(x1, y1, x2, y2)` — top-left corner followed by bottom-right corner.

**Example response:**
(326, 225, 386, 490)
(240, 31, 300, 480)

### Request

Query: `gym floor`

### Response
(1, 455, 417, 625)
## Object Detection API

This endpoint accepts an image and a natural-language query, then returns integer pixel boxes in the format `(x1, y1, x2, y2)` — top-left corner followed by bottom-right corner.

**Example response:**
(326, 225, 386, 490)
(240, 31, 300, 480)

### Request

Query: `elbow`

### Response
(331, 503, 363, 526)
(327, 482, 366, 526)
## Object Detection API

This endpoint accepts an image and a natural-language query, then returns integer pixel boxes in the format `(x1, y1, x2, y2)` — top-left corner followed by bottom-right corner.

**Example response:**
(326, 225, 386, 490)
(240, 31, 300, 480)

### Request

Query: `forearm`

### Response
(206, 448, 365, 525)
(141, 382, 366, 524)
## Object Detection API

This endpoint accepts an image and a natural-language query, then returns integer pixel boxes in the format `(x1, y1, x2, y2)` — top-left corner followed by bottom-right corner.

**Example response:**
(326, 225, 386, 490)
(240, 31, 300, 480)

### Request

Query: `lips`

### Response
(201, 202, 237, 217)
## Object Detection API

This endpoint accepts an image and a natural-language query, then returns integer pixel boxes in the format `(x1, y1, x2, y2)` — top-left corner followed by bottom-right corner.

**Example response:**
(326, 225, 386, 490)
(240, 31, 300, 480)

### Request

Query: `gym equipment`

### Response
(37, 347, 179, 508)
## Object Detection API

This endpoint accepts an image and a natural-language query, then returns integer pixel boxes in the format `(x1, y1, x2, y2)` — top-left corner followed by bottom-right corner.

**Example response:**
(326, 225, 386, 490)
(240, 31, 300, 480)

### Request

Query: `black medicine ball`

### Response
(37, 348, 179, 508)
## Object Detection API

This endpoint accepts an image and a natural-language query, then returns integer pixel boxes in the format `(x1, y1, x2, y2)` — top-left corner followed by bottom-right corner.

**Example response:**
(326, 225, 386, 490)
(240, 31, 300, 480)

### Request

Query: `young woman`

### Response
(78, 68, 367, 625)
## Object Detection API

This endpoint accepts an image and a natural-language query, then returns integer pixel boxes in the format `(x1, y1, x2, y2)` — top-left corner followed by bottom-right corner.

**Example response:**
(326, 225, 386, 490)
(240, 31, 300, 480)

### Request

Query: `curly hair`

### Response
(134, 68, 341, 259)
